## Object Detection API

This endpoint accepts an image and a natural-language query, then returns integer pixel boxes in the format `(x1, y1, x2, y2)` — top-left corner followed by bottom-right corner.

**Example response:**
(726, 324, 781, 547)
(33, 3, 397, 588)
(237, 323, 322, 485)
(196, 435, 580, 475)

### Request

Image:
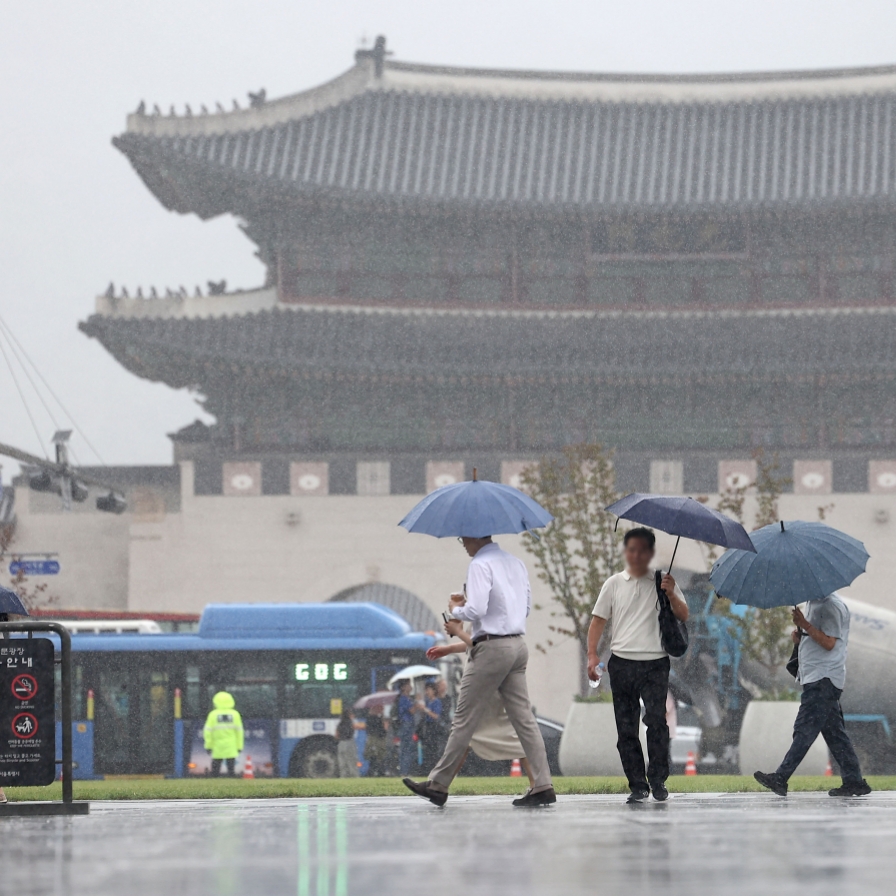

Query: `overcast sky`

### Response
(3, 0, 896, 473)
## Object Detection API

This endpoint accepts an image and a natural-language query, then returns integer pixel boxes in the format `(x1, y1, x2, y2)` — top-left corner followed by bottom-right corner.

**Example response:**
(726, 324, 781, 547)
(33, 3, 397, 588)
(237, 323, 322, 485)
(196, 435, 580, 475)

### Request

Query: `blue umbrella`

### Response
(710, 520, 869, 608)
(399, 475, 553, 538)
(605, 493, 756, 571)
(0, 585, 29, 616)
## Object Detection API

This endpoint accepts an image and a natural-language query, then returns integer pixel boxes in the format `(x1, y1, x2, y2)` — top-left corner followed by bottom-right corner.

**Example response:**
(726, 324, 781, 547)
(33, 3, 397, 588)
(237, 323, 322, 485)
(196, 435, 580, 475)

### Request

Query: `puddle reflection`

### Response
(298, 803, 348, 896)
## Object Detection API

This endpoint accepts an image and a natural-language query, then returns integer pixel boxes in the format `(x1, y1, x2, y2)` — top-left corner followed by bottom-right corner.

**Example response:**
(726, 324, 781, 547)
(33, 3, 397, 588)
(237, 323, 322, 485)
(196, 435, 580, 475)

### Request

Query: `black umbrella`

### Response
(0, 585, 29, 617)
(605, 492, 756, 572)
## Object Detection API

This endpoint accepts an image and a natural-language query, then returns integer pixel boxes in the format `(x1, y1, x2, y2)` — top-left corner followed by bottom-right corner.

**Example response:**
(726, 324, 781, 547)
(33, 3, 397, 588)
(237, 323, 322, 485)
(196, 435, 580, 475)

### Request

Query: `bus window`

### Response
(204, 663, 279, 719)
(284, 683, 359, 718)
(137, 671, 172, 772)
(94, 669, 131, 773)
(184, 665, 201, 718)
(205, 683, 278, 719)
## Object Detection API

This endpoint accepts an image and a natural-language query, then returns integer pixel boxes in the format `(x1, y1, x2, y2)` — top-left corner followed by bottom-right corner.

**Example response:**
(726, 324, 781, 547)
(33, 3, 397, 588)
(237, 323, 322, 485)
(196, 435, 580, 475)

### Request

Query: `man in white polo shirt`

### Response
(587, 527, 689, 803)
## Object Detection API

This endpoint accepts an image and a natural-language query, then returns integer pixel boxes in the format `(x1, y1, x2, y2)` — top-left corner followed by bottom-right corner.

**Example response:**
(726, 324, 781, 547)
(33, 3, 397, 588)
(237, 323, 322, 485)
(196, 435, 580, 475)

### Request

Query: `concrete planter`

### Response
(738, 700, 828, 776)
(559, 701, 646, 776)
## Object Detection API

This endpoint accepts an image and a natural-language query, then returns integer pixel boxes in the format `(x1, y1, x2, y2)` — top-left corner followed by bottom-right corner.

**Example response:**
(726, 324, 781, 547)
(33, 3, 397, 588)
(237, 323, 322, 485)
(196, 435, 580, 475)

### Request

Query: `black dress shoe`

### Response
(829, 779, 872, 797)
(512, 787, 557, 808)
(651, 783, 669, 802)
(626, 787, 650, 804)
(754, 771, 788, 796)
(402, 777, 448, 807)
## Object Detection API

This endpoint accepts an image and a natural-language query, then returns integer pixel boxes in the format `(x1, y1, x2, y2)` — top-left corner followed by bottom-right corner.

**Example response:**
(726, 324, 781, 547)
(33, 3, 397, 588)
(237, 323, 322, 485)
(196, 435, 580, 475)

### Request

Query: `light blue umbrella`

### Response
(399, 474, 553, 538)
(710, 520, 869, 608)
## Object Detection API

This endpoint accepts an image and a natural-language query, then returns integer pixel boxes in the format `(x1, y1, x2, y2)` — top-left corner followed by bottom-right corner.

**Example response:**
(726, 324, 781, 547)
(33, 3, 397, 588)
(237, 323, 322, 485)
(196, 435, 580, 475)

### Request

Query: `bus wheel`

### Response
(289, 737, 338, 778)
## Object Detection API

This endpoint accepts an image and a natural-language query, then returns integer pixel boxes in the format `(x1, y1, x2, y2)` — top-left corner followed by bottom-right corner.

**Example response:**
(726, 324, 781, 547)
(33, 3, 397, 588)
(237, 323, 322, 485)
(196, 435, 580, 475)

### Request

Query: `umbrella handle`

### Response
(667, 535, 680, 575)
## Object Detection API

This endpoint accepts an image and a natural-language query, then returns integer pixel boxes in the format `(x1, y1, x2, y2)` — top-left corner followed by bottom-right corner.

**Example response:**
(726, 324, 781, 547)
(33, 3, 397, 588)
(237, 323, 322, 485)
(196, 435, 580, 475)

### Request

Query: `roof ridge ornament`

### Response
(355, 34, 391, 78)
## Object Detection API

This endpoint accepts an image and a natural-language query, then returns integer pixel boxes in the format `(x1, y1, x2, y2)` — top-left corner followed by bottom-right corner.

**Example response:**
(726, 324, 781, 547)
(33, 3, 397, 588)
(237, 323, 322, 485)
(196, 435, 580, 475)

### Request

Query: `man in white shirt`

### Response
(403, 536, 555, 808)
(587, 527, 689, 803)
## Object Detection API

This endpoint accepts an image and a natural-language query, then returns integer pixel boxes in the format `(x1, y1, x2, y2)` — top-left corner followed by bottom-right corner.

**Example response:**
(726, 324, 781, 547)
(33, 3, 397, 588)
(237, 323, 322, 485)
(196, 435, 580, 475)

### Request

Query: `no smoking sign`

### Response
(11, 674, 38, 701)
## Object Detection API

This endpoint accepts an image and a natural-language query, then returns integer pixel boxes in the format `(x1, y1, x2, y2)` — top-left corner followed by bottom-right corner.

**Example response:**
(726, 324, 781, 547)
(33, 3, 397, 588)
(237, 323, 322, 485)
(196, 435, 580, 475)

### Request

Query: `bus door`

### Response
(93, 660, 173, 775)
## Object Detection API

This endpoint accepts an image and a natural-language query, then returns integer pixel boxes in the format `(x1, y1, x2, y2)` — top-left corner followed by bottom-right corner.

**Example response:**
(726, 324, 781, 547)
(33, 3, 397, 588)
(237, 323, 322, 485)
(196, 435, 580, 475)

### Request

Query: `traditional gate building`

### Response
(13, 42, 896, 716)
(80, 40, 896, 498)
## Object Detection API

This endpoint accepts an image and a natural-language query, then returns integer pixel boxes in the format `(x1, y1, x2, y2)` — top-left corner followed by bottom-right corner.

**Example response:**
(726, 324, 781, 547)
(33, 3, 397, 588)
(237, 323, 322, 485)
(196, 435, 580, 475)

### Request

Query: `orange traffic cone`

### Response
(510, 758, 522, 778)
(825, 757, 833, 777)
(684, 751, 698, 776)
(242, 755, 255, 780)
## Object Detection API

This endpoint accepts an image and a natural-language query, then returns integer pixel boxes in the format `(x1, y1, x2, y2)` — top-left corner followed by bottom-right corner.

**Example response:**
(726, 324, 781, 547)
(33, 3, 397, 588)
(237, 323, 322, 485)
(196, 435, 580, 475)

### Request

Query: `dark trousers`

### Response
(777, 677, 863, 783)
(608, 654, 671, 790)
(211, 757, 236, 777)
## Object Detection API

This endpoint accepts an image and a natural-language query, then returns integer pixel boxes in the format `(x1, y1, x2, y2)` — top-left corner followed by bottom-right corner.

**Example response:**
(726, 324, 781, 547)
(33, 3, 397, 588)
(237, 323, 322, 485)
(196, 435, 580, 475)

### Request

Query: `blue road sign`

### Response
(8, 560, 60, 576)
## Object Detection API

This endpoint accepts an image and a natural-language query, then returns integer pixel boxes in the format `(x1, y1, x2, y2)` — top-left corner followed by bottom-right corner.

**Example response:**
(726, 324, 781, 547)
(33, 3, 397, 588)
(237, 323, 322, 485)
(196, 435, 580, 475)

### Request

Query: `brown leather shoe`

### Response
(402, 777, 448, 807)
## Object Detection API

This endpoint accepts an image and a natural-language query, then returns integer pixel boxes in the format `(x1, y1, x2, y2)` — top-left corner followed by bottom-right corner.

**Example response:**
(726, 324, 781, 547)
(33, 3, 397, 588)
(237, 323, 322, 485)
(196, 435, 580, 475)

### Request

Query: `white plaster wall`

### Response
(11, 490, 130, 611)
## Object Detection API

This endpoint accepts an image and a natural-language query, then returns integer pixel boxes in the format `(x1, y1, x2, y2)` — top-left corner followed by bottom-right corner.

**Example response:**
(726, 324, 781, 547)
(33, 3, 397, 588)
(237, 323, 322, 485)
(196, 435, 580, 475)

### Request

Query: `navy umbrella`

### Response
(0, 585, 29, 617)
(605, 493, 756, 571)
(710, 520, 869, 608)
(399, 472, 553, 538)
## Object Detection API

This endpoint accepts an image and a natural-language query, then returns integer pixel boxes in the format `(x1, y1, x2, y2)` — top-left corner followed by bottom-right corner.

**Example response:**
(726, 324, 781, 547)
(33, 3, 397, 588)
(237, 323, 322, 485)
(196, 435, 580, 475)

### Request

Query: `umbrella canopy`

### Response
(710, 520, 870, 608)
(354, 691, 397, 711)
(399, 478, 553, 539)
(0, 586, 29, 616)
(606, 493, 756, 553)
(387, 665, 442, 688)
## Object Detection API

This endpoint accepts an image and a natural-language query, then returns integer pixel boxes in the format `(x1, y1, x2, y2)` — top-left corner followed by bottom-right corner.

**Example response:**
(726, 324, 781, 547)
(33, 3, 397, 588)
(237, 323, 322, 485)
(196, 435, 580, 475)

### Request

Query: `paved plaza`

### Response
(1, 793, 895, 896)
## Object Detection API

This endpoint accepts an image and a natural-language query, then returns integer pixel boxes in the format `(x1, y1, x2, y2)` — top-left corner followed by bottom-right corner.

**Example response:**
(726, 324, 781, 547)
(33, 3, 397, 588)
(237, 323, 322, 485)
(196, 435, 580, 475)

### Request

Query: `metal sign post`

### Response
(0, 621, 89, 815)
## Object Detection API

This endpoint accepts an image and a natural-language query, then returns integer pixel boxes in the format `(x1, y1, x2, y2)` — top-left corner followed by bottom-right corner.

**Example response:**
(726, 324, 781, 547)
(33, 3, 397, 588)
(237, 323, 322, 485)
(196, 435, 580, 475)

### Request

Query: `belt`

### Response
(471, 633, 522, 646)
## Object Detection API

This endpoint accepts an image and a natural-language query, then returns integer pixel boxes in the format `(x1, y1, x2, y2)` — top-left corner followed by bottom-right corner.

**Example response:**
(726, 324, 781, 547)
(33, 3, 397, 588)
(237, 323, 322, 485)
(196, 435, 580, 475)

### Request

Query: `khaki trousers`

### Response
(429, 637, 552, 793)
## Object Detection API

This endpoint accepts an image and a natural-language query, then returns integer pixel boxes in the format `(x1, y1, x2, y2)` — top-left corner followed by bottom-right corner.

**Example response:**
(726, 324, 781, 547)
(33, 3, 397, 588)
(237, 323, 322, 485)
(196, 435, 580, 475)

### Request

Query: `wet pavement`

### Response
(1, 792, 895, 896)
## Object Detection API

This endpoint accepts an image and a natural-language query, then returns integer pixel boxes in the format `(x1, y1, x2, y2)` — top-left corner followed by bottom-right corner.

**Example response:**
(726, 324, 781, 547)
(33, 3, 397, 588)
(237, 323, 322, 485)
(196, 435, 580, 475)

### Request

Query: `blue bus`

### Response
(64, 603, 436, 778)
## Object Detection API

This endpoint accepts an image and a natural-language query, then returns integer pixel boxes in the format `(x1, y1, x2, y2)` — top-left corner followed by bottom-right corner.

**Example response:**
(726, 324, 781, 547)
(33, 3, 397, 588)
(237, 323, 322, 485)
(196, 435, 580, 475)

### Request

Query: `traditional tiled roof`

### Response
(79, 303, 896, 386)
(117, 52, 896, 216)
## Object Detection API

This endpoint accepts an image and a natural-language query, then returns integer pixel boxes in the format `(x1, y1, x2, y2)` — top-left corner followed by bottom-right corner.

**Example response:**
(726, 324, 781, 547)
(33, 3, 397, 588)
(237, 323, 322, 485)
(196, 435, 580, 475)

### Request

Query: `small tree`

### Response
(519, 443, 622, 694)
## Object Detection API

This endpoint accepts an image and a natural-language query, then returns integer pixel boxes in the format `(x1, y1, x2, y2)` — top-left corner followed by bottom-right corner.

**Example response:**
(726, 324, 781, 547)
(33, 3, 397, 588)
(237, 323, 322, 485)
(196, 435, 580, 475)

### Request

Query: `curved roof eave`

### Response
(126, 60, 376, 139)
(79, 303, 896, 387)
(111, 128, 896, 221)
(125, 56, 896, 141)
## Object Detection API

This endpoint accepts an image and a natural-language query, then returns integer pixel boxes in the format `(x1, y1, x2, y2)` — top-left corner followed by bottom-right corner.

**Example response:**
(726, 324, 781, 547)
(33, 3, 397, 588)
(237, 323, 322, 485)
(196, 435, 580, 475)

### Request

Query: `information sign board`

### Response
(0, 639, 56, 786)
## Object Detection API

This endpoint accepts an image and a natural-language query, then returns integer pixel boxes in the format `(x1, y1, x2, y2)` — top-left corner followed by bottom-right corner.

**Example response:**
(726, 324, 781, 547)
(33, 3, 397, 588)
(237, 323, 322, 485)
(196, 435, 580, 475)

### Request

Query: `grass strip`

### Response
(4, 775, 895, 802)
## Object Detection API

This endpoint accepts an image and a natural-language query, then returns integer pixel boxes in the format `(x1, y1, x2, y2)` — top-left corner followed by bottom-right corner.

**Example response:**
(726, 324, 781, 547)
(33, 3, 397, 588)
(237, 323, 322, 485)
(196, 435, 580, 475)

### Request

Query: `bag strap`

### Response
(654, 569, 670, 610)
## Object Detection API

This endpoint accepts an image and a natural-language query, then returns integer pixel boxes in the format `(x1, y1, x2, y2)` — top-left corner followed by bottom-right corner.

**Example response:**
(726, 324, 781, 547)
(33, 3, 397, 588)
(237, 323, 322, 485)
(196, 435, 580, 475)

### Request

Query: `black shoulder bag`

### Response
(654, 570, 689, 658)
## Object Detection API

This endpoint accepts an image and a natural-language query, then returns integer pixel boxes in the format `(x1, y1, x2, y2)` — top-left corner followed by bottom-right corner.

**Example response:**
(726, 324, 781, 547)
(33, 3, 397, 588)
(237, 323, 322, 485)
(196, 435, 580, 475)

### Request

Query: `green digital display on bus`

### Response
(294, 662, 348, 682)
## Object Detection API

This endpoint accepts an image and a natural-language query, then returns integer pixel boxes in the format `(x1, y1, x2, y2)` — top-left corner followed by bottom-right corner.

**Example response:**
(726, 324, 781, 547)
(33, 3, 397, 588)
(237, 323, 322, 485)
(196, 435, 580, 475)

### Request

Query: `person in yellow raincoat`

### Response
(203, 691, 244, 777)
